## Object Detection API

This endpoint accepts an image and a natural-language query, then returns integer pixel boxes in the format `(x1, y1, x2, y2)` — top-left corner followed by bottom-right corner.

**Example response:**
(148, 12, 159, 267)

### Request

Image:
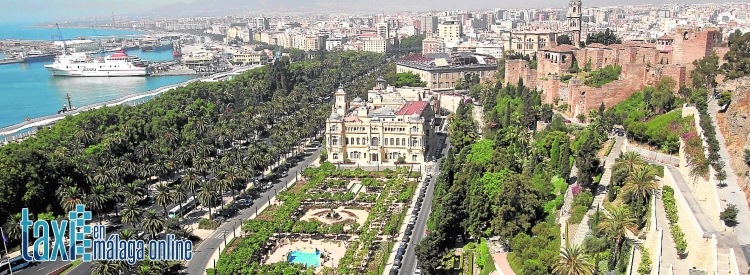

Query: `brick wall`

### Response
(672, 27, 721, 65)
(504, 59, 537, 88)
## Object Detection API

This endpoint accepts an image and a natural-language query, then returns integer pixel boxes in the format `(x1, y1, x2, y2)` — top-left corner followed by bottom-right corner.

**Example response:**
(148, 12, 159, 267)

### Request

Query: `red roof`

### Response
(395, 101, 429, 116)
(110, 50, 129, 58)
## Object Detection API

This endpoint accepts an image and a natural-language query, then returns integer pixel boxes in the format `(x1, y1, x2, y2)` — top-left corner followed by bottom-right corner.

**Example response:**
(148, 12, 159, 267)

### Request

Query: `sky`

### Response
(0, 0, 733, 23)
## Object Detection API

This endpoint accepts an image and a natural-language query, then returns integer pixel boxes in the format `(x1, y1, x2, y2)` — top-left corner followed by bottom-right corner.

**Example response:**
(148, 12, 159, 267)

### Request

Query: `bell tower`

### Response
(567, 0, 582, 43)
(334, 84, 348, 116)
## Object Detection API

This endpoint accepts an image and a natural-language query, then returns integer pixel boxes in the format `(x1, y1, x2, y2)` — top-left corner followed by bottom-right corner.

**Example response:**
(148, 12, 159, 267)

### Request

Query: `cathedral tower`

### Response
(567, 0, 582, 43)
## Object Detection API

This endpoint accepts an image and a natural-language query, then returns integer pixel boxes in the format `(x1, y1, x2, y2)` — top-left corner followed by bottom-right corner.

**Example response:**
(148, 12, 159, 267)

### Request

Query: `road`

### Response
(183, 146, 321, 274)
(399, 136, 449, 275)
(708, 101, 750, 268)
(17, 145, 320, 275)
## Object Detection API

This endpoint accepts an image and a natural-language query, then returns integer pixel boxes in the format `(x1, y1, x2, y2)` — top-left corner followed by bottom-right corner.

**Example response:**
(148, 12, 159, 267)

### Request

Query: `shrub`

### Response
(638, 247, 652, 274)
(198, 218, 219, 230)
(584, 65, 622, 88)
(744, 149, 750, 166)
(662, 186, 678, 224)
(670, 225, 687, 255)
(569, 205, 589, 224)
(721, 204, 739, 226)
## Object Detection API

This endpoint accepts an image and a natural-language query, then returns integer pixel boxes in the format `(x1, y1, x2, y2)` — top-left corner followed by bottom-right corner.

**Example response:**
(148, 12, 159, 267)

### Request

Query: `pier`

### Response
(0, 58, 24, 65)
(0, 64, 262, 145)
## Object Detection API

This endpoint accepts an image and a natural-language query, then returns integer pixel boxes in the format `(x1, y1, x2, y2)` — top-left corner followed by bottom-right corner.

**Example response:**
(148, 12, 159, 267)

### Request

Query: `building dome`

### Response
(353, 97, 363, 103)
(409, 113, 421, 121)
(329, 113, 341, 120)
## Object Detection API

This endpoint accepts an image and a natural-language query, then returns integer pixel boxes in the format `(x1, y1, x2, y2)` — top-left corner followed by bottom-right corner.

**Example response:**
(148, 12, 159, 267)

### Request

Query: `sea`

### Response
(0, 23, 197, 128)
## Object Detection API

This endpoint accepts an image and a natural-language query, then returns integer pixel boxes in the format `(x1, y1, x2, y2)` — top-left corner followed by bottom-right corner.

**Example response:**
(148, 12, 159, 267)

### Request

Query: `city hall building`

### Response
(325, 77, 440, 165)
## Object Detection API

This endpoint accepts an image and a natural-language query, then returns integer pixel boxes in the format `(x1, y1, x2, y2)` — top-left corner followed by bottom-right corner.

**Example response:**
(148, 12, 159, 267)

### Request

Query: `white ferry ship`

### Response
(44, 50, 150, 77)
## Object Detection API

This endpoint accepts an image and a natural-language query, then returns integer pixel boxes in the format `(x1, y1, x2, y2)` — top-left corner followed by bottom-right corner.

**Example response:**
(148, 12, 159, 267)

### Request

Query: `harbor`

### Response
(0, 64, 262, 144)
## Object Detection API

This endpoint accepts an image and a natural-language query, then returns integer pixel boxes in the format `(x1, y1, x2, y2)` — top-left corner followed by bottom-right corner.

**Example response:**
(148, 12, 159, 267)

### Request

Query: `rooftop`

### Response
(395, 101, 429, 116)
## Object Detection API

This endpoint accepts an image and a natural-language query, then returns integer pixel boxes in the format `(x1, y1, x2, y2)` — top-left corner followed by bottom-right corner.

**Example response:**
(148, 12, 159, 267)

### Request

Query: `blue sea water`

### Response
(0, 48, 196, 128)
(0, 22, 145, 40)
(0, 24, 197, 128)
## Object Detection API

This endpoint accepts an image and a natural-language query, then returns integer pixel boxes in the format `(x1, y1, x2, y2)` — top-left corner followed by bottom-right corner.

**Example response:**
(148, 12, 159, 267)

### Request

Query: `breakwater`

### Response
(0, 65, 261, 144)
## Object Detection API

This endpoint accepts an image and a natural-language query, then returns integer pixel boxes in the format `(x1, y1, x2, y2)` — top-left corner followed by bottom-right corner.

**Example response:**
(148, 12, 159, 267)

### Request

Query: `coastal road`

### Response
(400, 136, 449, 275)
(22, 145, 320, 275)
(184, 146, 321, 274)
(15, 201, 166, 275)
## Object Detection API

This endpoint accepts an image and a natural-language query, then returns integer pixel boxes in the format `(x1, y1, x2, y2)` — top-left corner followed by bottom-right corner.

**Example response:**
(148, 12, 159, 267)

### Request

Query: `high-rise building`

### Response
(420, 15, 438, 34)
(438, 21, 462, 41)
(254, 17, 269, 31)
(567, 0, 582, 42)
(376, 22, 390, 38)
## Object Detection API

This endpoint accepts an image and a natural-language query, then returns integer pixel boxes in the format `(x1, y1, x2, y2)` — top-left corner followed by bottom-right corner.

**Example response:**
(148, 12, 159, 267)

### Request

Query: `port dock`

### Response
(0, 58, 24, 65)
(0, 64, 261, 145)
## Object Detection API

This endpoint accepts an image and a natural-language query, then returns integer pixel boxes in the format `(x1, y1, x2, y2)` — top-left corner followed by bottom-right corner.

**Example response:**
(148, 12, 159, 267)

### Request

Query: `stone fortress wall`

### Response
(505, 26, 727, 119)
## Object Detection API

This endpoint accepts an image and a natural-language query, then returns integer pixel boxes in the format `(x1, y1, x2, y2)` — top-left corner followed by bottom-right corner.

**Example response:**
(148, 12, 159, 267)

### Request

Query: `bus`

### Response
(0, 255, 32, 274)
(168, 196, 197, 219)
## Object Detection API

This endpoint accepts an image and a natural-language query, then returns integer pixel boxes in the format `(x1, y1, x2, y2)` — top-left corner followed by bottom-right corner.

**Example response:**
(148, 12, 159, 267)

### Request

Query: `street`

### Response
(183, 147, 321, 274)
(394, 136, 450, 275)
(14, 145, 321, 275)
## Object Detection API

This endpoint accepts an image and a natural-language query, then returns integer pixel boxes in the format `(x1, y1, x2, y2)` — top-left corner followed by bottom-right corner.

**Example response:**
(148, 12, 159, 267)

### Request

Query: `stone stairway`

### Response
(571, 137, 622, 246)
(717, 252, 732, 275)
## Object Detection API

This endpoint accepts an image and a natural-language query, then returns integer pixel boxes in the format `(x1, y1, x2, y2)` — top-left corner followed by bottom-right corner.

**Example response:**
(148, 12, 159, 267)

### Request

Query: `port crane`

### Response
(50, 23, 67, 53)
(91, 26, 104, 54)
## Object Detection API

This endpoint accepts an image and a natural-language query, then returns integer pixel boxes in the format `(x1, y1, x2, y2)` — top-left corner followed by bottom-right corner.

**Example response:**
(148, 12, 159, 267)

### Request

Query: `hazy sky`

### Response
(0, 0, 733, 23)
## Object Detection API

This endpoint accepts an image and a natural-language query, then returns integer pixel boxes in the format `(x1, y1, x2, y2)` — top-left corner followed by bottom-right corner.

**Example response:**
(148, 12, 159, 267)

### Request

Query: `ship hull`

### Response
(24, 54, 56, 63)
(44, 65, 149, 77)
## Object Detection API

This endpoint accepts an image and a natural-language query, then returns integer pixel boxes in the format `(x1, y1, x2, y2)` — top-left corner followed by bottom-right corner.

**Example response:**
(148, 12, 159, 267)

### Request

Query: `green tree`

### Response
(721, 30, 750, 79)
(92, 260, 125, 275)
(154, 183, 173, 218)
(718, 91, 732, 106)
(553, 243, 596, 275)
(598, 206, 637, 267)
(691, 52, 720, 92)
(585, 28, 622, 46)
(744, 149, 750, 166)
(120, 200, 143, 227)
(141, 210, 165, 238)
(557, 34, 573, 45)
(721, 204, 739, 226)
(400, 34, 426, 49)
(490, 173, 544, 241)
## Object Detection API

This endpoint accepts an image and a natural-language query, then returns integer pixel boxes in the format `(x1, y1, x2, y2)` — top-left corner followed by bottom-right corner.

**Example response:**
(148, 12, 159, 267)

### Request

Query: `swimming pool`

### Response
(288, 250, 321, 267)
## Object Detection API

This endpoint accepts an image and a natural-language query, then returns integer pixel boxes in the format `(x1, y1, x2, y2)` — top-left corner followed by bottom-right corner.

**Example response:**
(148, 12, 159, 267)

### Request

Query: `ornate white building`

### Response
(325, 78, 440, 165)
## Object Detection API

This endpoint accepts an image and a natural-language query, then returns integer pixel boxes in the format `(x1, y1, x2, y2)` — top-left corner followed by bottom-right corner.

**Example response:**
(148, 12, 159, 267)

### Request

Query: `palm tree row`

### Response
(1, 51, 389, 242)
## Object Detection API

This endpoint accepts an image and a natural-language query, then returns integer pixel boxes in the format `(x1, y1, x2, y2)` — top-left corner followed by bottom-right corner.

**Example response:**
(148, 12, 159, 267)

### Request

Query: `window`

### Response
(396, 138, 400, 146)
(412, 155, 418, 161)
(356, 138, 360, 145)
(333, 153, 339, 160)
(350, 137, 354, 144)
(402, 138, 406, 146)
(412, 126, 418, 133)
(390, 138, 395, 145)
(371, 137, 379, 146)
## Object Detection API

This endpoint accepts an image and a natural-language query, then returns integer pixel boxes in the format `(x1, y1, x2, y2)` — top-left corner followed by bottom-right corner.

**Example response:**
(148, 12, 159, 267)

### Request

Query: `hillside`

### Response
(716, 76, 750, 192)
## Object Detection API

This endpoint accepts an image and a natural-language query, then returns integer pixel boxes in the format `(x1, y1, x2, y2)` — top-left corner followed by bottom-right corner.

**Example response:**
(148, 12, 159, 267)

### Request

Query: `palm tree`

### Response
(598, 206, 638, 266)
(553, 243, 595, 275)
(56, 184, 84, 212)
(613, 151, 646, 174)
(3, 213, 22, 241)
(86, 185, 108, 224)
(197, 181, 216, 220)
(92, 260, 123, 275)
(120, 200, 143, 228)
(622, 166, 658, 204)
(154, 183, 173, 218)
(119, 229, 137, 241)
(171, 184, 188, 218)
(141, 210, 165, 238)
(124, 181, 145, 202)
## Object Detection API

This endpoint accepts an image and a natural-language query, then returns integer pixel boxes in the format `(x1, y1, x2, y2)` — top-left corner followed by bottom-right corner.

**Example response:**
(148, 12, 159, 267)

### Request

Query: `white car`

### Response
(414, 268, 422, 275)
